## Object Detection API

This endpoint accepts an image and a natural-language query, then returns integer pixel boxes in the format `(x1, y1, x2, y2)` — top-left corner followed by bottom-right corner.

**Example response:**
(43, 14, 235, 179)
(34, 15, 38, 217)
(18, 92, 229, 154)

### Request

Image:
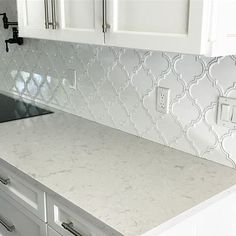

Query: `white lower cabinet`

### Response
(194, 191, 236, 236)
(0, 191, 47, 236)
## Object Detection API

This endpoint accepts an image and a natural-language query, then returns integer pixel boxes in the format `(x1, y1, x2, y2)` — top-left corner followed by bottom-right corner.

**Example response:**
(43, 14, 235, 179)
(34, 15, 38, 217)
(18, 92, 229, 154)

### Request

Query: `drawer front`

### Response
(48, 227, 62, 236)
(0, 165, 46, 221)
(47, 196, 116, 236)
(0, 191, 47, 236)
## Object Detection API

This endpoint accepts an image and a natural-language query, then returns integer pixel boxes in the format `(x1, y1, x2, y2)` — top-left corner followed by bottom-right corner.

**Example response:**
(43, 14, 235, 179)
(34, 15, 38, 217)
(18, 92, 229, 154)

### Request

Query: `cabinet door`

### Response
(17, 0, 58, 39)
(210, 0, 236, 56)
(0, 191, 46, 236)
(58, 0, 104, 44)
(106, 0, 209, 55)
(17, 0, 104, 44)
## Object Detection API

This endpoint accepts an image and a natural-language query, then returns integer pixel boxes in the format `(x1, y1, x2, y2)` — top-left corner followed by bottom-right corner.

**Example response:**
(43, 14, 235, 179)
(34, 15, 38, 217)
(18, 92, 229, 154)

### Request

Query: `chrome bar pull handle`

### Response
(44, 0, 50, 29)
(0, 176, 10, 185)
(62, 222, 83, 236)
(51, 0, 57, 29)
(0, 217, 15, 232)
(44, 0, 57, 29)
(102, 0, 110, 33)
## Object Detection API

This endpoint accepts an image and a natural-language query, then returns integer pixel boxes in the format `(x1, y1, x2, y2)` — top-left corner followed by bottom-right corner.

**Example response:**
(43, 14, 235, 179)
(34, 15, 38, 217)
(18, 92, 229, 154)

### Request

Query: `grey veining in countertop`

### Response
(0, 110, 236, 236)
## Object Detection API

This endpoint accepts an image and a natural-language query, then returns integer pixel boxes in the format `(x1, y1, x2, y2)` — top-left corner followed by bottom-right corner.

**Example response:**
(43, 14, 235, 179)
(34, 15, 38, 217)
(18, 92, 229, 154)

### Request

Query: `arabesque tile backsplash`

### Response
(0, 0, 236, 168)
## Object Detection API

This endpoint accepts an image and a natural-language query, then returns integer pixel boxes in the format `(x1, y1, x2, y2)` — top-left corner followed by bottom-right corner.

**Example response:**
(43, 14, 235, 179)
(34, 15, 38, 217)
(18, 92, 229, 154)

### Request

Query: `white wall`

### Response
(0, 0, 236, 168)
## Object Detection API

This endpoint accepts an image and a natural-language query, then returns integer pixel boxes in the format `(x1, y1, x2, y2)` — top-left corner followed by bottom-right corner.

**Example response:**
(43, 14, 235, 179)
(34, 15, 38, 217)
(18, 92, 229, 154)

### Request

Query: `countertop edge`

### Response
(142, 184, 236, 236)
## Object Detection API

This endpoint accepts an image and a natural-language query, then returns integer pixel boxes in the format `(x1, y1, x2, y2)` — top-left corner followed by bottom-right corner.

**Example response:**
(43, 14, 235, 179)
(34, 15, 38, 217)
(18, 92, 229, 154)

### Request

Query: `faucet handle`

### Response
(5, 39, 10, 52)
(5, 40, 9, 52)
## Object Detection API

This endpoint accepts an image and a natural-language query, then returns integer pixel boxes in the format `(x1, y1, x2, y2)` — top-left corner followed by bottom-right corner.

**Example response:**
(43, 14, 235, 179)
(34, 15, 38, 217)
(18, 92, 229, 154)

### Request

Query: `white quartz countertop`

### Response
(1, 110, 236, 236)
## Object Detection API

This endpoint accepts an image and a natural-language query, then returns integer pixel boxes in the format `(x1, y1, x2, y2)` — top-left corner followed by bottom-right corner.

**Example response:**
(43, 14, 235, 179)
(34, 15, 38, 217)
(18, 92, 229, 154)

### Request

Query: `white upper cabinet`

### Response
(209, 0, 236, 56)
(16, 0, 236, 56)
(106, 0, 208, 55)
(17, 0, 104, 45)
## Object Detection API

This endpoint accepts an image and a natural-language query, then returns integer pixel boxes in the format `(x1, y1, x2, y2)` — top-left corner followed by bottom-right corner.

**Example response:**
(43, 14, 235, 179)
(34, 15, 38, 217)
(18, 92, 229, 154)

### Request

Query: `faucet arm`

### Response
(0, 13, 18, 29)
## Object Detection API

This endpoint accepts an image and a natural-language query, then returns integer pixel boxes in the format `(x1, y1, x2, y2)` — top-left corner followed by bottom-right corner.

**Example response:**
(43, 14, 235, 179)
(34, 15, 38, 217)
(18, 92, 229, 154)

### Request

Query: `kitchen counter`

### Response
(0, 110, 236, 236)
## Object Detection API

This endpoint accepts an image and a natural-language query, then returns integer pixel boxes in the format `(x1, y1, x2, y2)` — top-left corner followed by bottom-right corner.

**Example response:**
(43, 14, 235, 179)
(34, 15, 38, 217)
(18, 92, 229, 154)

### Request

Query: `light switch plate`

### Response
(66, 69, 77, 90)
(220, 104, 230, 121)
(217, 96, 236, 128)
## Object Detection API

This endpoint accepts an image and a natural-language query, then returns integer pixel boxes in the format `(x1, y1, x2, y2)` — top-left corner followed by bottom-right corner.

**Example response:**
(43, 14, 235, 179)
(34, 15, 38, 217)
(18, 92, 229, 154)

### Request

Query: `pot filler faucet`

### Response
(5, 27, 23, 52)
(0, 13, 24, 52)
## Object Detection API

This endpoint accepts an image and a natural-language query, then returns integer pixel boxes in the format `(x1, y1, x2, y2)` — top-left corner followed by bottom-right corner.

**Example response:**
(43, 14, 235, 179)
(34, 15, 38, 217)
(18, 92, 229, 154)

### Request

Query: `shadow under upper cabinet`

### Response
(0, 93, 52, 123)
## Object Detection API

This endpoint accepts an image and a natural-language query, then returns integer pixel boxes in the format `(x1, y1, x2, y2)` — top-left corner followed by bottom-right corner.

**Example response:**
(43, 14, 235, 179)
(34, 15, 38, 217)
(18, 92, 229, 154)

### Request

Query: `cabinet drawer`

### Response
(0, 191, 47, 236)
(47, 196, 117, 236)
(0, 165, 46, 221)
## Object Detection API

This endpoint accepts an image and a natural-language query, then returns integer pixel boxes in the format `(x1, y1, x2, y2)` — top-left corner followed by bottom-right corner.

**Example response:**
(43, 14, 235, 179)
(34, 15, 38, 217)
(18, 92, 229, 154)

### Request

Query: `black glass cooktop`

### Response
(0, 93, 52, 123)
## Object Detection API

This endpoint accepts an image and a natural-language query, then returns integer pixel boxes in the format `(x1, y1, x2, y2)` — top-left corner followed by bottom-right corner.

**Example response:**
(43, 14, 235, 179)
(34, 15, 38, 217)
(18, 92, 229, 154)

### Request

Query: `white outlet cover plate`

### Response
(156, 87, 170, 114)
(217, 96, 236, 129)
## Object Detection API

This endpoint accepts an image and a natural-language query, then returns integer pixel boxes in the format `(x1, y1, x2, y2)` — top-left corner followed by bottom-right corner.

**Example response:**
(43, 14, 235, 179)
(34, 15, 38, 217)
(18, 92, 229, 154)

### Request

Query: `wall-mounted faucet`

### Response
(5, 27, 23, 52)
(0, 13, 23, 52)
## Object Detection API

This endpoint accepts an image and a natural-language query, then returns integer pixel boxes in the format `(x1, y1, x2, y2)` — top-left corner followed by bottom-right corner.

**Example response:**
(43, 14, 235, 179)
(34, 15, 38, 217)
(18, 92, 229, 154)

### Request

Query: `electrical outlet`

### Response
(156, 87, 170, 114)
